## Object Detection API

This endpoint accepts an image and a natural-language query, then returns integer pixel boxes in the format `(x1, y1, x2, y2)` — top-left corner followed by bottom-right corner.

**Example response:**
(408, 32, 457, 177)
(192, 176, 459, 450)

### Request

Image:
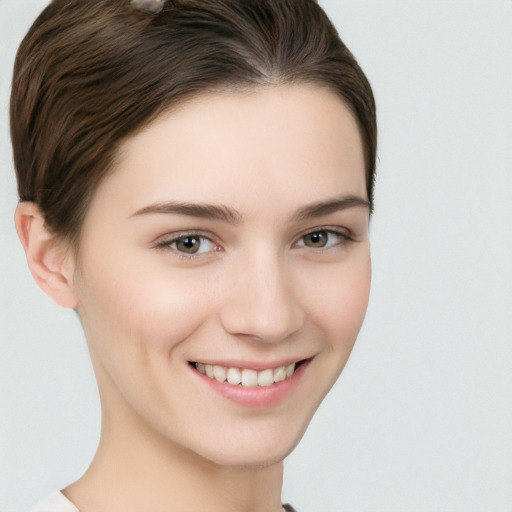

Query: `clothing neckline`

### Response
(38, 491, 293, 512)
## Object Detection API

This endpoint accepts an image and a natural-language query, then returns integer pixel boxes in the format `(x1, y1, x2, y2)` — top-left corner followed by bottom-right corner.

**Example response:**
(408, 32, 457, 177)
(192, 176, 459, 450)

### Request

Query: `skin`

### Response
(16, 84, 371, 512)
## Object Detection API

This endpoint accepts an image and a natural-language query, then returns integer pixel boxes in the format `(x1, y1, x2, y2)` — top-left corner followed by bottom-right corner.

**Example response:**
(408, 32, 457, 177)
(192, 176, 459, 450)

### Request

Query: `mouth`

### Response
(190, 360, 306, 388)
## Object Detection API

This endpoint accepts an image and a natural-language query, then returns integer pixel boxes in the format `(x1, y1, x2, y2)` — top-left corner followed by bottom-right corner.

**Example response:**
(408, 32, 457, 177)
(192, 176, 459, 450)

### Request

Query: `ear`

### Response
(14, 202, 79, 309)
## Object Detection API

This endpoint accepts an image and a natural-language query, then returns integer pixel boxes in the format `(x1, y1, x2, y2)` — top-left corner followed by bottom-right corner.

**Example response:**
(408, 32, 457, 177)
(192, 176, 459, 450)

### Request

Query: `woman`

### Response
(11, 0, 376, 510)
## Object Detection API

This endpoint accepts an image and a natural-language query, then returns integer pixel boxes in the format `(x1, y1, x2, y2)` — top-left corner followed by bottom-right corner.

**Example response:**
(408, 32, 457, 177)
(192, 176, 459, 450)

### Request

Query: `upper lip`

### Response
(188, 357, 312, 371)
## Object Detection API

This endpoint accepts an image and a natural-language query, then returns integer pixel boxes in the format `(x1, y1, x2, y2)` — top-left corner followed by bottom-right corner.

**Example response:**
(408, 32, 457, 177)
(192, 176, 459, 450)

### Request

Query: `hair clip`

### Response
(130, 0, 165, 15)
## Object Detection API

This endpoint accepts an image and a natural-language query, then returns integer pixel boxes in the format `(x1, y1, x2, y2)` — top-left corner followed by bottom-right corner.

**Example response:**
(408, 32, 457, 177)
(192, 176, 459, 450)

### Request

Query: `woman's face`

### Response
(72, 84, 371, 467)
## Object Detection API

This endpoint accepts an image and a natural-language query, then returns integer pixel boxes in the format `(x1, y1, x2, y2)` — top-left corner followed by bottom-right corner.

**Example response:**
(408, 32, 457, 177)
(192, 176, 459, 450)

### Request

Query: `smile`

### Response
(192, 362, 297, 387)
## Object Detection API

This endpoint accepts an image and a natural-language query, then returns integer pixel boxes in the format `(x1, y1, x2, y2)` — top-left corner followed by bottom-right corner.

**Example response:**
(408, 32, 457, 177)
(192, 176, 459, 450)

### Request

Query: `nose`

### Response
(219, 252, 304, 343)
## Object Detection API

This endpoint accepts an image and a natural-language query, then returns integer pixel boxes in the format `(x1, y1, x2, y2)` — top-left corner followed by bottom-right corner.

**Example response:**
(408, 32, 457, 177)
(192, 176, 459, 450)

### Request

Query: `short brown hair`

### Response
(11, 0, 376, 244)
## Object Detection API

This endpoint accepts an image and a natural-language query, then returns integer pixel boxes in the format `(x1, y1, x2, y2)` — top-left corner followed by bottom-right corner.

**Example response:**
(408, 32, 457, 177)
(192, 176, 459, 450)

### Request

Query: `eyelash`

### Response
(154, 231, 221, 259)
(153, 227, 354, 259)
(294, 228, 353, 251)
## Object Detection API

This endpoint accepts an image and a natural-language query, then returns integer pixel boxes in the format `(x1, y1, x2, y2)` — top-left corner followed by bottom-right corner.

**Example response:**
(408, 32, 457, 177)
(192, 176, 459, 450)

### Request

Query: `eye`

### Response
(302, 231, 329, 248)
(156, 234, 219, 255)
(296, 229, 351, 250)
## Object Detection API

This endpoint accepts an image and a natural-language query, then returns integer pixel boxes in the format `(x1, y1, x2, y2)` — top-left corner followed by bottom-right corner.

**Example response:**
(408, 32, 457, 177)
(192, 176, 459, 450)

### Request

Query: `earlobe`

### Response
(14, 202, 79, 309)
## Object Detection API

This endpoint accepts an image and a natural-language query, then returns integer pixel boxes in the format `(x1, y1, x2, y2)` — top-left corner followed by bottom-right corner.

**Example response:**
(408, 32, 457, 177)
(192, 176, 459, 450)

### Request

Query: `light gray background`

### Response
(1, 1, 511, 511)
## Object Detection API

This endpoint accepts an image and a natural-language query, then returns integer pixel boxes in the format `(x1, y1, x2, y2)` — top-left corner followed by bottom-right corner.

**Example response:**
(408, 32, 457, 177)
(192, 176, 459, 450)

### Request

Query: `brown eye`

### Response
(302, 231, 328, 248)
(175, 236, 201, 253)
(156, 233, 218, 255)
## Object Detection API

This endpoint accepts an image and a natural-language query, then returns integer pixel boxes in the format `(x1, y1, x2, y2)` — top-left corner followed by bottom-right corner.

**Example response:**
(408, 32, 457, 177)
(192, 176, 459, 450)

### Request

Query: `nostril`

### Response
(219, 297, 304, 343)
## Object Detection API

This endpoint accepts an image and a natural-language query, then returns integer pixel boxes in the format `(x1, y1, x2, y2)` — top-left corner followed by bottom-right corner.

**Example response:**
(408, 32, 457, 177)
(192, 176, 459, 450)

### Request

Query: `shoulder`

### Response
(31, 492, 79, 512)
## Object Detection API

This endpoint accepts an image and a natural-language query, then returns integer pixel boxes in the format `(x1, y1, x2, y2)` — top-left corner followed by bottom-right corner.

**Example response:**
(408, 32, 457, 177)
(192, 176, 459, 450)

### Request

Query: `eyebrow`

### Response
(292, 195, 370, 221)
(131, 201, 242, 224)
(131, 195, 369, 223)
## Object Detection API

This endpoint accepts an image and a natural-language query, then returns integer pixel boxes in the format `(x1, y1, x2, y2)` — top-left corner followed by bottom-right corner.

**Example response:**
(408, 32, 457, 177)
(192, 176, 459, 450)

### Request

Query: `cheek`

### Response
(74, 252, 218, 357)
(74, 258, 221, 420)
(304, 249, 371, 348)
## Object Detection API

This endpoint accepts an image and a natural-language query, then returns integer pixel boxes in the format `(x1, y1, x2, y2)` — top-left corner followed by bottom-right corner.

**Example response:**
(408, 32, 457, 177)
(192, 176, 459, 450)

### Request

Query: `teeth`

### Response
(226, 367, 241, 385)
(286, 362, 295, 377)
(273, 366, 286, 383)
(241, 369, 258, 387)
(213, 365, 227, 382)
(196, 362, 299, 387)
(257, 368, 274, 387)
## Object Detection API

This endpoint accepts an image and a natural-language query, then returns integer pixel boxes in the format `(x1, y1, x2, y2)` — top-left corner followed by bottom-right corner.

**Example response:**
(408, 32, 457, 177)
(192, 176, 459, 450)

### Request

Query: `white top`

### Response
(31, 492, 79, 512)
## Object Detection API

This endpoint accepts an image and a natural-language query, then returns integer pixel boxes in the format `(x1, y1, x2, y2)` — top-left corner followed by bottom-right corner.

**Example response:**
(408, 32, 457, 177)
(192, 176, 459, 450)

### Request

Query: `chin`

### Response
(202, 442, 298, 470)
(186, 413, 313, 470)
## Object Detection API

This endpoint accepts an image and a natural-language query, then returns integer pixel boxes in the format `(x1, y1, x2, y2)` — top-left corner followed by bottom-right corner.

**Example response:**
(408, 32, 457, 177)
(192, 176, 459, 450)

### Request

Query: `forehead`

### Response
(89, 84, 366, 218)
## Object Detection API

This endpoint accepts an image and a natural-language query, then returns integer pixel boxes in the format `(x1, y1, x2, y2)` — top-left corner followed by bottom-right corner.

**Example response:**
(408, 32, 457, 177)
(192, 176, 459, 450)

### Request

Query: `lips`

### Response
(190, 358, 311, 408)
(193, 362, 297, 387)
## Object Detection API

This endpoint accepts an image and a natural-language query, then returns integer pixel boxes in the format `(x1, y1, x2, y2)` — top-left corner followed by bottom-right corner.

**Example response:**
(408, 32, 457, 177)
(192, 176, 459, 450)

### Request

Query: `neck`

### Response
(64, 400, 284, 512)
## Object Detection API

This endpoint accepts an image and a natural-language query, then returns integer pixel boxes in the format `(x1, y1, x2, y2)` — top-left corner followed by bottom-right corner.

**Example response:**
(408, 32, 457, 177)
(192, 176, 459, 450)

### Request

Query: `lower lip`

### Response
(191, 360, 310, 408)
